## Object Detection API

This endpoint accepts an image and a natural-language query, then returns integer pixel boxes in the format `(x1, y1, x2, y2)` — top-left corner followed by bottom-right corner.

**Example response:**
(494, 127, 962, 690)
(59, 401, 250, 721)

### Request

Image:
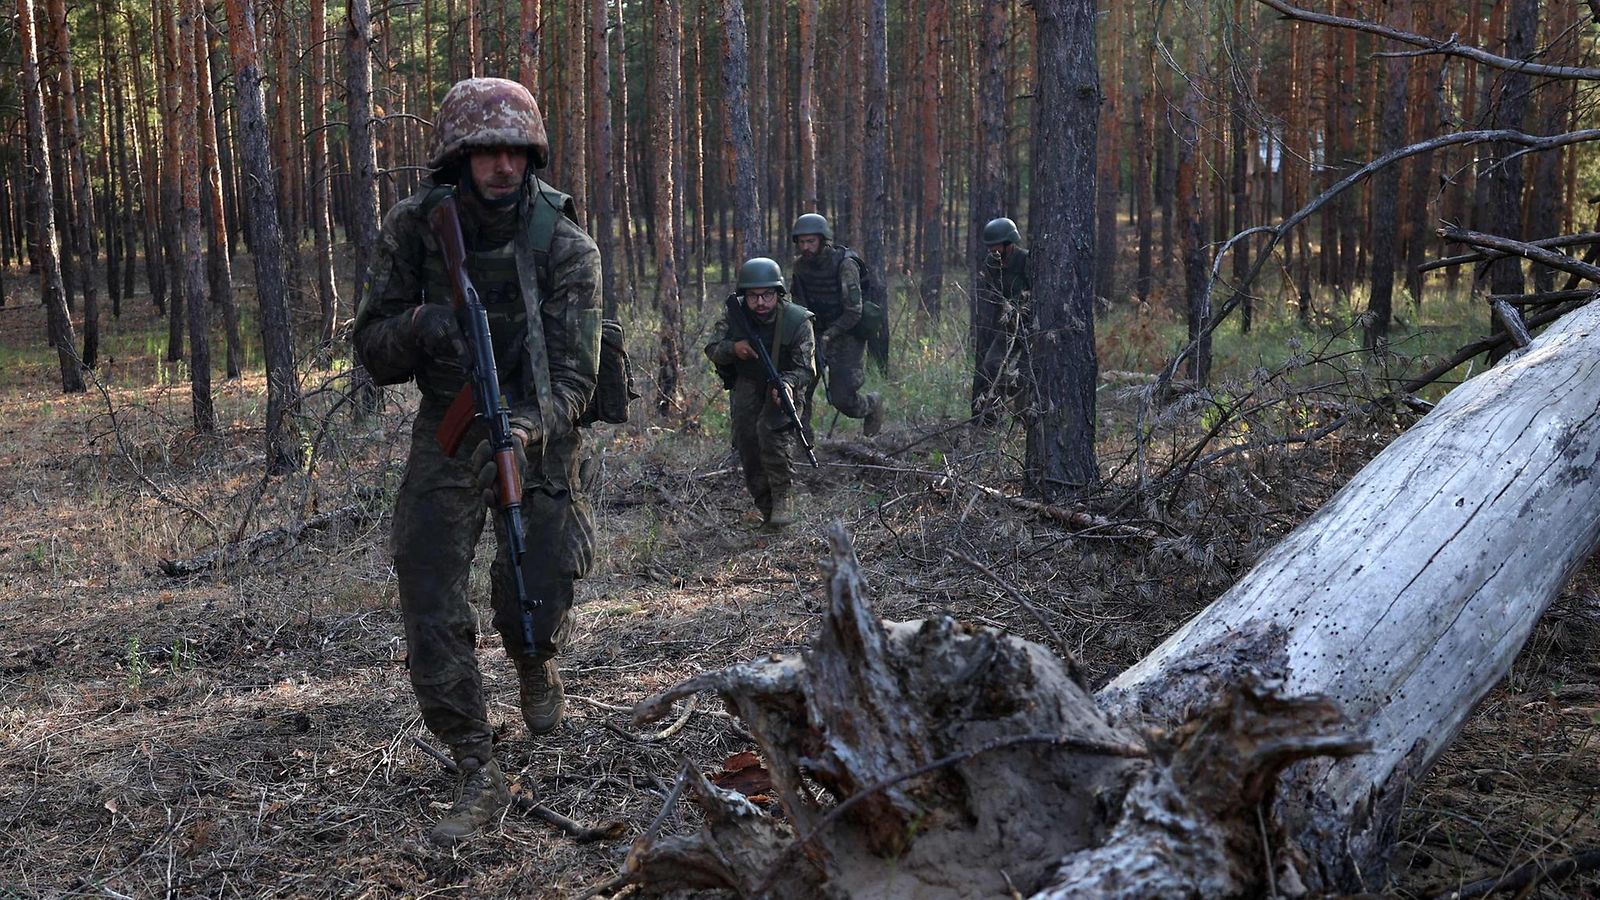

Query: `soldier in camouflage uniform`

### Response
(974, 217, 1031, 423)
(707, 258, 816, 530)
(352, 78, 602, 846)
(788, 214, 886, 438)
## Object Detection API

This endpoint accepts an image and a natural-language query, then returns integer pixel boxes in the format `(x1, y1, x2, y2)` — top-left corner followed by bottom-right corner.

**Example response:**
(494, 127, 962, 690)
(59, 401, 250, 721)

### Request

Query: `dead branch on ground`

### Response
(157, 504, 370, 576)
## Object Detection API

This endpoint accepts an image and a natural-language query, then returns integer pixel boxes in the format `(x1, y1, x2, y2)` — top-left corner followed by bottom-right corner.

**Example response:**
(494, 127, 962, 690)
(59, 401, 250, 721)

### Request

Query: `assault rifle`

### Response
(725, 294, 819, 468)
(430, 194, 539, 649)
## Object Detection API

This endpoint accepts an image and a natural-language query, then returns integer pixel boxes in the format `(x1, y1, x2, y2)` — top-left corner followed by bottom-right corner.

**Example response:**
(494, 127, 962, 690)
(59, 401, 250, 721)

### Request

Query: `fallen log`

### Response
(1105, 299, 1600, 890)
(620, 302, 1600, 897)
(157, 504, 369, 576)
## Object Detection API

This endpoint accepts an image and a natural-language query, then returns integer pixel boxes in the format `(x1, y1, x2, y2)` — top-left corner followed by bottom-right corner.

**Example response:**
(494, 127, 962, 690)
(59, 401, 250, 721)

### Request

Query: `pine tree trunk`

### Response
(1402, 1, 1440, 309)
(226, 0, 303, 470)
(916, 0, 946, 321)
(718, 0, 761, 262)
(519, 0, 539, 92)
(96, 0, 122, 322)
(346, 0, 382, 410)
(1227, 17, 1250, 334)
(157, 0, 187, 363)
(1484, 0, 1535, 364)
(862, 0, 887, 341)
(127, 24, 168, 315)
(1024, 0, 1097, 498)
(310, 0, 341, 365)
(610, 0, 640, 308)
(589, 0, 617, 317)
(1336, 23, 1358, 291)
(1176, 87, 1209, 385)
(651, 0, 684, 415)
(564, 3, 588, 218)
(1365, 0, 1410, 349)
(178, 0, 215, 431)
(972, 0, 1007, 414)
(196, 0, 243, 379)
(16, 0, 82, 392)
(1134, 30, 1153, 303)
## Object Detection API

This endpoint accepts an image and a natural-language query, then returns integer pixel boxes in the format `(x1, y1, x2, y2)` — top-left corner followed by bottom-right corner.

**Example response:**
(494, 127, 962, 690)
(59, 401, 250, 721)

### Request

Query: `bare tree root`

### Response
(619, 524, 1362, 899)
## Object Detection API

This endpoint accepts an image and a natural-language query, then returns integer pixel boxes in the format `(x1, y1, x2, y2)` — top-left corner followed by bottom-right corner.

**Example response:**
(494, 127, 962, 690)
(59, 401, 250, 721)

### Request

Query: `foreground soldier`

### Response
(352, 78, 601, 845)
(707, 258, 817, 529)
(974, 216, 1032, 423)
(788, 214, 886, 438)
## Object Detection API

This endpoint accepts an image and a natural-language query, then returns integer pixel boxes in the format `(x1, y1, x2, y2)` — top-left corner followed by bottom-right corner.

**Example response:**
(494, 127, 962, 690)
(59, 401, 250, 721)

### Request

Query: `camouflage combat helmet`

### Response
(982, 217, 1022, 246)
(736, 257, 787, 294)
(428, 77, 550, 171)
(790, 213, 833, 243)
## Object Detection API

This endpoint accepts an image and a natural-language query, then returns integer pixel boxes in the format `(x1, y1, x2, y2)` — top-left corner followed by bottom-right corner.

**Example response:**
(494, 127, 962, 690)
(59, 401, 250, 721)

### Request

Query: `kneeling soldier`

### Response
(707, 258, 817, 529)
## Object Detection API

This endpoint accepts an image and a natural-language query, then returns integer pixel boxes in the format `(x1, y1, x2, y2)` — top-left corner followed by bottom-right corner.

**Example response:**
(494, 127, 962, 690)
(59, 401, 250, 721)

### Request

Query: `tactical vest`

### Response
(417, 182, 574, 404)
(983, 246, 1030, 301)
(792, 245, 859, 326)
(721, 299, 814, 383)
(421, 230, 524, 365)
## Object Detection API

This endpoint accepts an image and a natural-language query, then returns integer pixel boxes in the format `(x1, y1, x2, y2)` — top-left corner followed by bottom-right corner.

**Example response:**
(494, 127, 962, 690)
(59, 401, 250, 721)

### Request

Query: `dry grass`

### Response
(0, 294, 1596, 899)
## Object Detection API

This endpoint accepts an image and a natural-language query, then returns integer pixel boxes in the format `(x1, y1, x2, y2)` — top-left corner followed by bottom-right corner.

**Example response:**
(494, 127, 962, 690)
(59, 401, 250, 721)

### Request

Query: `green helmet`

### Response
(982, 217, 1022, 246)
(736, 257, 787, 294)
(790, 213, 833, 242)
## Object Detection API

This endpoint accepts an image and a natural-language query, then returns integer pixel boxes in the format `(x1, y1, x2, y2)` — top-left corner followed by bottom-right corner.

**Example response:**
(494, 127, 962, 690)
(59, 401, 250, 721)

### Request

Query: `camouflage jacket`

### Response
(705, 299, 817, 391)
(352, 181, 602, 439)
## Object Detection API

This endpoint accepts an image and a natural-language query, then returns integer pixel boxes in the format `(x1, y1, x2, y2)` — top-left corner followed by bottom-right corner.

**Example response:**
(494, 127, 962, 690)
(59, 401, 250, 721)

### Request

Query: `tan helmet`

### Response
(428, 77, 550, 171)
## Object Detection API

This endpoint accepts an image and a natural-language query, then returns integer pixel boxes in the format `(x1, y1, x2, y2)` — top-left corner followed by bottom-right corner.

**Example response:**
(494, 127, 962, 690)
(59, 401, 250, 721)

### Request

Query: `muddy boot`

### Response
(429, 754, 510, 846)
(863, 393, 885, 437)
(515, 657, 565, 736)
(765, 493, 796, 531)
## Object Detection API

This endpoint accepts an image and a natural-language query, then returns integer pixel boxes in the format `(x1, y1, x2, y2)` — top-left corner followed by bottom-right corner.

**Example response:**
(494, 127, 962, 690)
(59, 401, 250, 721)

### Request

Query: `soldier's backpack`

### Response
(523, 186, 639, 426)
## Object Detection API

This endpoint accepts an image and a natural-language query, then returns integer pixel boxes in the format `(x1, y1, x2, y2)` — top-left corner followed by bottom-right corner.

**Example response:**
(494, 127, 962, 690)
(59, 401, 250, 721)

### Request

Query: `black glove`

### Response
(412, 305, 465, 362)
(470, 427, 539, 509)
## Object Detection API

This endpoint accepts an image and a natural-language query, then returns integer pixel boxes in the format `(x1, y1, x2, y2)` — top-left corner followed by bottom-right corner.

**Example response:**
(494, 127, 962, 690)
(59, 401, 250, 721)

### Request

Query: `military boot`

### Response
(765, 493, 796, 530)
(863, 393, 886, 437)
(515, 657, 565, 736)
(429, 754, 510, 846)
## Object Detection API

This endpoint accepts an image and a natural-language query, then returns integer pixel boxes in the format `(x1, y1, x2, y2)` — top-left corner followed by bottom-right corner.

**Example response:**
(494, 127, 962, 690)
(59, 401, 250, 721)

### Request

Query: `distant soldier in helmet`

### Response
(788, 214, 886, 438)
(974, 216, 1031, 423)
(351, 78, 602, 845)
(706, 258, 817, 530)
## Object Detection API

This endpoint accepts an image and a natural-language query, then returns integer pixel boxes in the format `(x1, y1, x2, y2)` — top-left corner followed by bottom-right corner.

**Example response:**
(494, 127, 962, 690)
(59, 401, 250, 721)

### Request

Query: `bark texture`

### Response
(226, 0, 301, 470)
(718, 0, 760, 262)
(15, 0, 82, 392)
(1024, 0, 1099, 497)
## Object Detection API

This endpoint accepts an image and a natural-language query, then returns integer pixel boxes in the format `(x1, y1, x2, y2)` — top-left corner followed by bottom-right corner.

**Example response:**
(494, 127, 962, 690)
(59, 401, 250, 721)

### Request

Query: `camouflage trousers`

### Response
(730, 376, 800, 517)
(975, 320, 1031, 419)
(804, 331, 871, 431)
(392, 398, 593, 759)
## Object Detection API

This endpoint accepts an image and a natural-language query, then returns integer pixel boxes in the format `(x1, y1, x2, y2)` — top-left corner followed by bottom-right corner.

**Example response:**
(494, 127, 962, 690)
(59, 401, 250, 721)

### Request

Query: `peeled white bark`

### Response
(627, 302, 1600, 897)
(1102, 300, 1600, 888)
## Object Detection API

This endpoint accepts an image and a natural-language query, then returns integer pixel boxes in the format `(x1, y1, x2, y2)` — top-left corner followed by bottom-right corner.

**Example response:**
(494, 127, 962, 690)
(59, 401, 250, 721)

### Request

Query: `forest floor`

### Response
(1, 290, 1597, 899)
